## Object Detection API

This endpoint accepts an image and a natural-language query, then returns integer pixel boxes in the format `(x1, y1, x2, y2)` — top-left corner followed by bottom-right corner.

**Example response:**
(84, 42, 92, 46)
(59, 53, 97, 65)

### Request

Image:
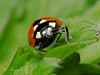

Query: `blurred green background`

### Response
(0, 0, 100, 74)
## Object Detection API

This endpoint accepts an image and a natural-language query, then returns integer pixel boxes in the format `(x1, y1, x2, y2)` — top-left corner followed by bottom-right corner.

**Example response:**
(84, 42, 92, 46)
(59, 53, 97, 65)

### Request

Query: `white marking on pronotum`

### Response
(49, 22, 56, 27)
(36, 32, 41, 38)
(42, 31, 46, 34)
(34, 25, 38, 31)
(48, 27, 52, 31)
(40, 20, 47, 24)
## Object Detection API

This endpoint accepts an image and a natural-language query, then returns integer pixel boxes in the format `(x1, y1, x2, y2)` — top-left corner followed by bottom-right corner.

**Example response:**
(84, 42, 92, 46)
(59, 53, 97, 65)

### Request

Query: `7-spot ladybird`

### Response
(28, 17, 69, 51)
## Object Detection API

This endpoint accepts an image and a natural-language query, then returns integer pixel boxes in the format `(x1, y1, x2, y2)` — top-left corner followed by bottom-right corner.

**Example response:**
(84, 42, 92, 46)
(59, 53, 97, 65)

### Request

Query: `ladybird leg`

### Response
(89, 24, 97, 30)
(71, 39, 98, 45)
(89, 25, 100, 36)
(35, 42, 48, 52)
(35, 42, 43, 50)
(38, 42, 44, 51)
(54, 26, 70, 44)
(59, 26, 69, 36)
(35, 45, 41, 50)
(59, 26, 70, 44)
(64, 29, 70, 44)
(96, 31, 100, 36)
(59, 26, 75, 41)
(56, 33, 62, 44)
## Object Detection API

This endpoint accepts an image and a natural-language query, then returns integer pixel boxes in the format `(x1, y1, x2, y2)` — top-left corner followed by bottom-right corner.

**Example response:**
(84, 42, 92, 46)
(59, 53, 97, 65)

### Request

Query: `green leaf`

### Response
(46, 44, 86, 59)
(56, 53, 80, 75)
(56, 53, 100, 75)
(75, 1, 100, 64)
(32, 57, 59, 75)
(58, 64, 100, 75)
(3, 46, 43, 75)
(79, 39, 100, 64)
(68, 21, 98, 43)
(3, 46, 60, 75)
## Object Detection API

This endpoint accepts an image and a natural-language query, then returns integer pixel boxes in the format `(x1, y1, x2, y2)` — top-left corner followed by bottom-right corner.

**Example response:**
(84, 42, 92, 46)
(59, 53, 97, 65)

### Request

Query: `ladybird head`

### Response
(41, 27, 53, 38)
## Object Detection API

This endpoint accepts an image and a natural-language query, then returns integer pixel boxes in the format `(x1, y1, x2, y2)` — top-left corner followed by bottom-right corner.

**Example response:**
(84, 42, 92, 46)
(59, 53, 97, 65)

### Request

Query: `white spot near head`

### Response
(49, 22, 56, 27)
(48, 27, 52, 31)
(40, 20, 47, 24)
(42, 31, 46, 34)
(36, 32, 41, 38)
(34, 25, 38, 31)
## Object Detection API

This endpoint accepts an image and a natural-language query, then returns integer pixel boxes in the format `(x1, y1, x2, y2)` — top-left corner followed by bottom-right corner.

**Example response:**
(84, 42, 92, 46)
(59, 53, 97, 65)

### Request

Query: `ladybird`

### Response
(28, 17, 69, 51)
